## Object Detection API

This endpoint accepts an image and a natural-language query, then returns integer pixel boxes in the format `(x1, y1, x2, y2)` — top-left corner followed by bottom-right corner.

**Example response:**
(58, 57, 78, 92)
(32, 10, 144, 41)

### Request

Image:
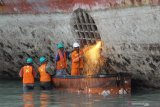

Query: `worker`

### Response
(38, 56, 52, 90)
(55, 43, 70, 76)
(19, 57, 36, 92)
(71, 42, 84, 76)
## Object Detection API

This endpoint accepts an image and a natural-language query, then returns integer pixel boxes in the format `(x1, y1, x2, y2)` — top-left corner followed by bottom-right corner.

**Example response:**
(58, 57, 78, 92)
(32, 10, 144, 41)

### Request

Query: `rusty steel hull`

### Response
(0, 0, 159, 14)
(52, 73, 131, 95)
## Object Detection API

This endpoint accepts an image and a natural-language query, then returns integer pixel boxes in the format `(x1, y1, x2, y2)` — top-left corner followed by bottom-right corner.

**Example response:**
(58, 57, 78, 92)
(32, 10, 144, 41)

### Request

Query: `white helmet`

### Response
(73, 42, 80, 48)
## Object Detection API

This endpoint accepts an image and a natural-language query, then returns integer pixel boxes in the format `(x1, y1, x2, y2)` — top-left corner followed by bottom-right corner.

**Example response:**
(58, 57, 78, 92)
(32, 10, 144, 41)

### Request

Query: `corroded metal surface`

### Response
(0, 0, 160, 13)
(52, 74, 131, 95)
(71, 8, 101, 47)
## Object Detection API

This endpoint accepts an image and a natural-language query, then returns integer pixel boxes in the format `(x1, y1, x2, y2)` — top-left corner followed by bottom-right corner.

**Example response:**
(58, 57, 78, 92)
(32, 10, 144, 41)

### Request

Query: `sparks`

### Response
(83, 41, 104, 75)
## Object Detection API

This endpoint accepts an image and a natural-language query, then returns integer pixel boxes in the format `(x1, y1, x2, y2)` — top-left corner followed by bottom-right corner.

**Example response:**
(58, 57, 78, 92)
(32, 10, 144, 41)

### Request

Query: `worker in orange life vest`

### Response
(19, 57, 36, 92)
(38, 56, 52, 90)
(71, 42, 84, 76)
(55, 43, 70, 76)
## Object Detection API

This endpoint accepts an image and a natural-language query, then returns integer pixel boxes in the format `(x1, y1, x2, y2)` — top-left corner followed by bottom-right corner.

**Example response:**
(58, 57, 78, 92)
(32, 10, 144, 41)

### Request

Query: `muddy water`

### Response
(0, 80, 160, 107)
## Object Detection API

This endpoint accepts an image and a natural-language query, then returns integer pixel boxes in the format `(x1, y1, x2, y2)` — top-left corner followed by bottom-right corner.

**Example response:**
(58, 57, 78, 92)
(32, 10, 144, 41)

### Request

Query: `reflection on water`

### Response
(0, 80, 160, 107)
(23, 92, 35, 107)
(40, 92, 50, 107)
(22, 91, 51, 107)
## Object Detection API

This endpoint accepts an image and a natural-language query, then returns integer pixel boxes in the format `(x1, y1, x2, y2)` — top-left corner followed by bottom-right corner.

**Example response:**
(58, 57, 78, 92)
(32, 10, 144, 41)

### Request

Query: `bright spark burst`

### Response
(83, 41, 104, 75)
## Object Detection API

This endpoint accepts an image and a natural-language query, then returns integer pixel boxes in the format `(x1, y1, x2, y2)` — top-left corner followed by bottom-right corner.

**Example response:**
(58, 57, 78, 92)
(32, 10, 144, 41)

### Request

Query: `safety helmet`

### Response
(73, 42, 80, 48)
(39, 56, 47, 64)
(26, 57, 33, 64)
(57, 43, 64, 49)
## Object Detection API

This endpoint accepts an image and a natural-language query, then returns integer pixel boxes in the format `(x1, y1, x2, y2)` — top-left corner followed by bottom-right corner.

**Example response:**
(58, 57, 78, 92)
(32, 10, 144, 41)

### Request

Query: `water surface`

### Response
(0, 80, 160, 107)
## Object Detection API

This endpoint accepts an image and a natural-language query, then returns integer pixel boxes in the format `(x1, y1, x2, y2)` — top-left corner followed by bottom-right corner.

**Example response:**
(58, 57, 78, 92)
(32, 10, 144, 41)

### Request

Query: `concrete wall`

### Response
(0, 5, 160, 87)
(0, 13, 74, 78)
(92, 6, 160, 87)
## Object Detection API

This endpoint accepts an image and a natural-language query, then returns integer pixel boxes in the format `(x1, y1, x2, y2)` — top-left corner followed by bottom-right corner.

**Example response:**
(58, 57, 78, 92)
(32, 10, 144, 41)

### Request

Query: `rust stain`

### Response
(0, 0, 159, 14)
(52, 75, 131, 95)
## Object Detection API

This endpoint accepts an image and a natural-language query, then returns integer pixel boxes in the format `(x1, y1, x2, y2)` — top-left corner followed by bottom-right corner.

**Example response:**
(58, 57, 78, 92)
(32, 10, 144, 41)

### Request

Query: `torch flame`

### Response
(83, 41, 103, 75)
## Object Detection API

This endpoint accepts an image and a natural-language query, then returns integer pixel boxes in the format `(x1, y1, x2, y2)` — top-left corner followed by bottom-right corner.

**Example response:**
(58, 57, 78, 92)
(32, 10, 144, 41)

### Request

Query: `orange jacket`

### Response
(71, 69, 80, 76)
(56, 50, 67, 70)
(19, 65, 35, 84)
(71, 50, 84, 69)
(38, 63, 51, 82)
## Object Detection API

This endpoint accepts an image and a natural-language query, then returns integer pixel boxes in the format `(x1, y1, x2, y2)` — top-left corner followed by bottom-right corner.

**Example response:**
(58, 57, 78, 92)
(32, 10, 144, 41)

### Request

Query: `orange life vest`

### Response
(38, 63, 51, 82)
(71, 50, 84, 69)
(56, 50, 67, 70)
(22, 65, 34, 84)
